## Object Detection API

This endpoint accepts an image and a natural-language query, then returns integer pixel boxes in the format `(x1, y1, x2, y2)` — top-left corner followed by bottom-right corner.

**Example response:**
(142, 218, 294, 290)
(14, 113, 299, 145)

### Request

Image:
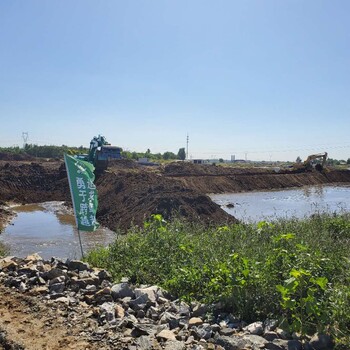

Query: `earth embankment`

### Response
(1, 160, 350, 231)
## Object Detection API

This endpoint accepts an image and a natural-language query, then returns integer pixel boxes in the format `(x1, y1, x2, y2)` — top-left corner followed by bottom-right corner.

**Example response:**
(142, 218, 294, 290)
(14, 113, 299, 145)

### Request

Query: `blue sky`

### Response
(1, 0, 349, 161)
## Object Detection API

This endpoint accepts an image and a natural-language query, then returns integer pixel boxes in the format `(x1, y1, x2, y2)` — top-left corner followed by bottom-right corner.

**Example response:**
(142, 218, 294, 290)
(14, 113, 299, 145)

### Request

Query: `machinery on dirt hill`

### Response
(77, 135, 122, 172)
(302, 152, 328, 171)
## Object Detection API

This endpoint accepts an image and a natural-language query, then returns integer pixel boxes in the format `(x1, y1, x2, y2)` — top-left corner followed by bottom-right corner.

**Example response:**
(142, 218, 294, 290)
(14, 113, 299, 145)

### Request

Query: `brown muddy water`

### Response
(210, 184, 350, 223)
(0, 202, 116, 259)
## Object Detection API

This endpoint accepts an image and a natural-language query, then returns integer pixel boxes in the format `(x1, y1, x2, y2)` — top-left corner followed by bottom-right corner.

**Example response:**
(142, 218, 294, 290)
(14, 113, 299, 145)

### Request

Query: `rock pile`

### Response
(0, 255, 333, 350)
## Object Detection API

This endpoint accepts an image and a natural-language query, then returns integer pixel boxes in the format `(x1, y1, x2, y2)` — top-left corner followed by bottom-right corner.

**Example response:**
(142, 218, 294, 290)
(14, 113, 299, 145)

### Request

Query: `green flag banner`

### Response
(64, 154, 99, 232)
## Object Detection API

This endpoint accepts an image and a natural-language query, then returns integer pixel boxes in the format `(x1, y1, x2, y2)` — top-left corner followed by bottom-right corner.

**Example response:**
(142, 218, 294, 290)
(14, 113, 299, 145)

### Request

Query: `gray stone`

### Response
(49, 282, 65, 294)
(178, 301, 191, 317)
(158, 296, 169, 304)
(67, 260, 90, 272)
(264, 331, 279, 341)
(134, 286, 158, 303)
(129, 294, 150, 309)
(146, 306, 160, 321)
(118, 314, 139, 329)
(210, 323, 221, 333)
(86, 284, 97, 292)
(97, 269, 112, 281)
(265, 343, 284, 350)
(49, 275, 66, 286)
(136, 309, 145, 318)
(100, 302, 116, 325)
(178, 317, 189, 329)
(276, 328, 291, 340)
(78, 270, 91, 279)
(191, 303, 208, 317)
(286, 340, 302, 350)
(164, 340, 186, 350)
(264, 319, 279, 332)
(219, 327, 236, 336)
(244, 321, 264, 335)
(160, 311, 179, 329)
(136, 335, 154, 350)
(18, 281, 26, 292)
(214, 335, 248, 350)
(268, 339, 302, 350)
(55, 297, 70, 305)
(309, 334, 334, 350)
(111, 282, 135, 299)
(192, 323, 212, 340)
(243, 334, 268, 348)
(92, 287, 113, 304)
(185, 335, 195, 345)
(17, 267, 38, 278)
(43, 268, 67, 280)
(131, 324, 157, 337)
(70, 277, 97, 290)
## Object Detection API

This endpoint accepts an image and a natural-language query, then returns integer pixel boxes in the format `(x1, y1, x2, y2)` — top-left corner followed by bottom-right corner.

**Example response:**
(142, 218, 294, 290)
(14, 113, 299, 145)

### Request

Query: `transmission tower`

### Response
(22, 132, 29, 148)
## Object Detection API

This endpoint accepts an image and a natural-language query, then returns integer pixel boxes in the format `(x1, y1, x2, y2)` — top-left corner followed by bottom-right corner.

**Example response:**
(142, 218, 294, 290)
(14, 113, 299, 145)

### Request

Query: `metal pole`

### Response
(77, 230, 84, 259)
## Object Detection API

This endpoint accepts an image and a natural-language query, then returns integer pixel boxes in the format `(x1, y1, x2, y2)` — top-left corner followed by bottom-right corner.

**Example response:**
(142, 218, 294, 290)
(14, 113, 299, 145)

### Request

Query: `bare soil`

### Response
(1, 159, 350, 231)
(0, 285, 98, 350)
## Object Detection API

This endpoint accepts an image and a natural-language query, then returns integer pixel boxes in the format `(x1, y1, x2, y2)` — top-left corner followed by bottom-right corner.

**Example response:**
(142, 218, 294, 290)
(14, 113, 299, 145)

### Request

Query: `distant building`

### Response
(191, 159, 210, 164)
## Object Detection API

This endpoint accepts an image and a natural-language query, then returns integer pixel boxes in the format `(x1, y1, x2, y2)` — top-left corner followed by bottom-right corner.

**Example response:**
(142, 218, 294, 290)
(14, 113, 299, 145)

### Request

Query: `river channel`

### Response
(0, 202, 116, 259)
(210, 184, 350, 223)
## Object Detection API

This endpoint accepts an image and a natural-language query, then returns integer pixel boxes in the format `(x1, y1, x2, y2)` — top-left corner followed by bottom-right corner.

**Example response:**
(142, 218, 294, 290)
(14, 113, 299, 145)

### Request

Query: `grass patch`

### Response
(86, 213, 350, 346)
(0, 242, 9, 258)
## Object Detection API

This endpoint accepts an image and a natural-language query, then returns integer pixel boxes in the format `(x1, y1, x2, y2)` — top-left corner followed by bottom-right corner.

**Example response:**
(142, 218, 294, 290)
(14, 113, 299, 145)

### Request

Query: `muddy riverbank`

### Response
(1, 160, 350, 231)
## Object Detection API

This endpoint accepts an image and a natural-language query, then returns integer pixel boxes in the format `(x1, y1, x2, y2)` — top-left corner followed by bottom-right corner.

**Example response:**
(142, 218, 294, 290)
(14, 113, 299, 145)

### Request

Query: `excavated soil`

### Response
(1, 160, 350, 232)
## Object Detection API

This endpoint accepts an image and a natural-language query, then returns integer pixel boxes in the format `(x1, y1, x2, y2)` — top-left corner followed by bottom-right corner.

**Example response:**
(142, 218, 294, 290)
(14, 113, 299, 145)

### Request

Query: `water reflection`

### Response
(302, 186, 324, 198)
(0, 202, 116, 259)
(210, 185, 350, 223)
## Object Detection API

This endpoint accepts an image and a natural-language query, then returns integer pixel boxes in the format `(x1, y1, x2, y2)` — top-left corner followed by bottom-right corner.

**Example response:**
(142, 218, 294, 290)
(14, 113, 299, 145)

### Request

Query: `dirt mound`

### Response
(0, 161, 70, 204)
(0, 152, 34, 161)
(108, 159, 140, 169)
(96, 170, 235, 230)
(163, 161, 273, 176)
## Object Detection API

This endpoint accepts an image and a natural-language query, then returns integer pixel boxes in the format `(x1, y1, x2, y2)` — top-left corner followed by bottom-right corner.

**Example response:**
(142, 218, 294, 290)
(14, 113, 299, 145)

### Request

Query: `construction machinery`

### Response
(77, 135, 122, 172)
(303, 152, 328, 171)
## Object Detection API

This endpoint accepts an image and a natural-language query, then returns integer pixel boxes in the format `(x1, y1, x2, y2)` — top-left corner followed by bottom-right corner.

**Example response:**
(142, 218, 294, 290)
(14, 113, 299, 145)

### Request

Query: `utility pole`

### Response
(186, 134, 189, 160)
(22, 132, 29, 149)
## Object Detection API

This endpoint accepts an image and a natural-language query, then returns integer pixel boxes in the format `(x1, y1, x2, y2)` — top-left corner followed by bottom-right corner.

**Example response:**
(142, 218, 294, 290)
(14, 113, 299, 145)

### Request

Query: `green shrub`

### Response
(86, 213, 350, 346)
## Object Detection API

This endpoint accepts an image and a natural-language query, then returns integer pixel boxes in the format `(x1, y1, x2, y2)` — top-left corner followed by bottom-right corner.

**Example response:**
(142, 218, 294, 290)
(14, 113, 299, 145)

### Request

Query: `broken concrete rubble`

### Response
(0, 255, 334, 350)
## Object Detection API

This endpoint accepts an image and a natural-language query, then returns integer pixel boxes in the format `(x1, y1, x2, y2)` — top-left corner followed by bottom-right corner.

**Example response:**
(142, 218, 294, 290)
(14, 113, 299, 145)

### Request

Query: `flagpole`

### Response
(64, 154, 85, 259)
(77, 230, 84, 259)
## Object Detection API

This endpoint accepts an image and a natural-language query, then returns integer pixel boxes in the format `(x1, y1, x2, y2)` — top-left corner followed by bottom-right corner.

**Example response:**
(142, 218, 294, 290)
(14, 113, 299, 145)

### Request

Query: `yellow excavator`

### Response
(303, 152, 328, 171)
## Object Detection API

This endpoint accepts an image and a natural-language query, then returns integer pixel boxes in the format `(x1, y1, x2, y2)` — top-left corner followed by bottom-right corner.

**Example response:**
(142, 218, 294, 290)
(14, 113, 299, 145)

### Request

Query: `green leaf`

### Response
(290, 268, 310, 278)
(276, 284, 288, 297)
(311, 276, 328, 290)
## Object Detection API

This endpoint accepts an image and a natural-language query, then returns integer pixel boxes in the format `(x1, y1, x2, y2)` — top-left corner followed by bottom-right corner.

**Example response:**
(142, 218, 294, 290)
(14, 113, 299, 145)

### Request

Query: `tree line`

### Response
(0, 144, 187, 161)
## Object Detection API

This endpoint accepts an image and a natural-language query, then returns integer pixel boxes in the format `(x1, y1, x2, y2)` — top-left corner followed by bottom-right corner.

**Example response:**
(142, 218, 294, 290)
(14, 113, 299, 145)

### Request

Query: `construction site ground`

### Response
(1, 159, 350, 232)
(1, 159, 350, 349)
